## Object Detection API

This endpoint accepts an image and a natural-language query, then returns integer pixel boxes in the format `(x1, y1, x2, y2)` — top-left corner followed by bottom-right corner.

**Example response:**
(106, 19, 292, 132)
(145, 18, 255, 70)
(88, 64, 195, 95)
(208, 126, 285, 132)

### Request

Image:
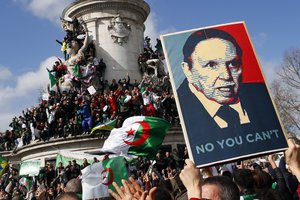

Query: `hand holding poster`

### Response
(161, 21, 288, 167)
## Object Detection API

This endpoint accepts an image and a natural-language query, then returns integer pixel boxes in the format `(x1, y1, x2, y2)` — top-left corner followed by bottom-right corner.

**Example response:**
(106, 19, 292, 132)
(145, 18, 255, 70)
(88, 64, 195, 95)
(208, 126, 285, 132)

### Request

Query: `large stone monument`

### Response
(62, 0, 150, 82)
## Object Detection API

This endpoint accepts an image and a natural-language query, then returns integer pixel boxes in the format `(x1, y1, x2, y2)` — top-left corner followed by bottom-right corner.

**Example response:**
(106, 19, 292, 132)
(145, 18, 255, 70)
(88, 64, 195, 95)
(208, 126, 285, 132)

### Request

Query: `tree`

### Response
(271, 48, 300, 136)
(278, 48, 300, 89)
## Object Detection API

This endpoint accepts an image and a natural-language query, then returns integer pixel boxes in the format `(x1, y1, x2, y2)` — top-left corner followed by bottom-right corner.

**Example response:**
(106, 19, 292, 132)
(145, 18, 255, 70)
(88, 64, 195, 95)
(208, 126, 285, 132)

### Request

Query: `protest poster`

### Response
(87, 85, 97, 95)
(161, 21, 288, 167)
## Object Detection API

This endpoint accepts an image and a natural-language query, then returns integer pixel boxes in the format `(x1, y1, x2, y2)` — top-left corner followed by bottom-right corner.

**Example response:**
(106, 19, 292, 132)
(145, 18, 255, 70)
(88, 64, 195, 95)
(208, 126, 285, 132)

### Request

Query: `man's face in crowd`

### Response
(190, 38, 242, 104)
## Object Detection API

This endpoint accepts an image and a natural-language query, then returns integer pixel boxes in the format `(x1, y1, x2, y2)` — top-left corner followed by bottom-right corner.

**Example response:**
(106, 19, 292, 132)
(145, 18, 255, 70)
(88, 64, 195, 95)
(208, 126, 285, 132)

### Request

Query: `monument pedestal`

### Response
(62, 0, 150, 82)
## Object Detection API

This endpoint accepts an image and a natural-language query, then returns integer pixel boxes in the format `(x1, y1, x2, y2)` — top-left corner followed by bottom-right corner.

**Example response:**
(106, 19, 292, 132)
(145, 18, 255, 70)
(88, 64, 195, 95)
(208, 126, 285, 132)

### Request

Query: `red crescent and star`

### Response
(101, 168, 114, 186)
(123, 121, 150, 146)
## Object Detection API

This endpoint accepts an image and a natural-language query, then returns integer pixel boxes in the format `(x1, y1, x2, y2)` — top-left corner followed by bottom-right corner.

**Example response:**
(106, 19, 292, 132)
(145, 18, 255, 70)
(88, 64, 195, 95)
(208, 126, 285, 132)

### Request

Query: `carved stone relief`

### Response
(108, 15, 131, 45)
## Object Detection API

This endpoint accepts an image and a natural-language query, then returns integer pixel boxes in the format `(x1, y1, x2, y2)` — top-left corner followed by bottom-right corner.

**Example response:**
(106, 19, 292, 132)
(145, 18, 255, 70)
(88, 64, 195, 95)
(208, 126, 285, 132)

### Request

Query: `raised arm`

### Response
(78, 21, 89, 55)
(285, 138, 300, 181)
(179, 159, 202, 199)
(268, 154, 291, 198)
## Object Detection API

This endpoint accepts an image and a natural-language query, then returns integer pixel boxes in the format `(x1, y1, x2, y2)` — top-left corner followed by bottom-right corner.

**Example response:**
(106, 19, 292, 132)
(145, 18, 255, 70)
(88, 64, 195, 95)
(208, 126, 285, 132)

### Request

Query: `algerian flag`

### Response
(19, 177, 32, 191)
(74, 64, 82, 78)
(81, 156, 128, 200)
(101, 116, 171, 158)
(47, 68, 56, 91)
(91, 119, 117, 133)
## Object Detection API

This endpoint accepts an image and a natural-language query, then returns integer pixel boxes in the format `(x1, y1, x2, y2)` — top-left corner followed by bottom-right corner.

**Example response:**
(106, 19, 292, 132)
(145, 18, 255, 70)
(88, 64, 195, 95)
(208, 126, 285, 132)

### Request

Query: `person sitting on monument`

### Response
(107, 90, 117, 119)
(138, 53, 148, 74)
(155, 38, 163, 57)
(151, 50, 160, 59)
(56, 37, 68, 60)
(144, 36, 153, 54)
(49, 59, 67, 81)
(117, 89, 132, 124)
(131, 86, 143, 116)
(76, 100, 92, 134)
(49, 60, 60, 80)
(142, 87, 156, 117)
(98, 58, 106, 78)
(118, 73, 131, 90)
(71, 17, 80, 35)
(34, 107, 48, 141)
(85, 42, 96, 59)
(109, 79, 119, 92)
(56, 117, 66, 138)
(90, 96, 101, 121)
(56, 59, 67, 79)
(20, 124, 31, 146)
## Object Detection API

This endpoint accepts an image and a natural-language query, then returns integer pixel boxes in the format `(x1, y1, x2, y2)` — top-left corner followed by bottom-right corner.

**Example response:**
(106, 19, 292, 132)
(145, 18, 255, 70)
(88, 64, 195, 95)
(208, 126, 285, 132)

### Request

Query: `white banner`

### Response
(19, 160, 41, 176)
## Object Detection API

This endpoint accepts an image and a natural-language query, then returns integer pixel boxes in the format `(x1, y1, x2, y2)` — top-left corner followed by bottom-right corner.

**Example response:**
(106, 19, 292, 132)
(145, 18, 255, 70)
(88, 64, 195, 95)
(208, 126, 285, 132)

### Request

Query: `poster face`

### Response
(161, 22, 288, 167)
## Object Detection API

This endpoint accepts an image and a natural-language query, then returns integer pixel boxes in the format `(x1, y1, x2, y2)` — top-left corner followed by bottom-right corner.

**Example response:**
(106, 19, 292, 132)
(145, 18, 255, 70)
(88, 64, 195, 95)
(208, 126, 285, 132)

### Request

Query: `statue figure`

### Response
(61, 18, 74, 32)
(108, 15, 131, 45)
(63, 22, 89, 77)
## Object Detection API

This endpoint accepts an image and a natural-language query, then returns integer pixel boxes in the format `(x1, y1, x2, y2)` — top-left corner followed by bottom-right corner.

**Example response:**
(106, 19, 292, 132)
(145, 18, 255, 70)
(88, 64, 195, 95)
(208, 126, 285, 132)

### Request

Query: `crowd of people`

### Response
(1, 71, 178, 152)
(109, 139, 300, 200)
(0, 18, 177, 152)
(0, 141, 299, 200)
(0, 148, 186, 199)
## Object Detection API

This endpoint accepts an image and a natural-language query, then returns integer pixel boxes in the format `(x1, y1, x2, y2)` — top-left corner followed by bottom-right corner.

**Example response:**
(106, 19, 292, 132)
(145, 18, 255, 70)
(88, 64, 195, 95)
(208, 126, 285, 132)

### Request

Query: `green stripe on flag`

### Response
(47, 68, 56, 89)
(91, 119, 117, 133)
(19, 177, 32, 191)
(81, 156, 128, 199)
(74, 64, 82, 78)
(128, 117, 170, 159)
(102, 156, 128, 191)
(0, 156, 7, 176)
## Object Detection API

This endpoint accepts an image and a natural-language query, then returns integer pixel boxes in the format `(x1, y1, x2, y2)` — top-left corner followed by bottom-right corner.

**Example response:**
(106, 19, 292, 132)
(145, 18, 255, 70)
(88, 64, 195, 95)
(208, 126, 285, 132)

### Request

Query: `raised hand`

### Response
(179, 159, 202, 199)
(285, 138, 300, 181)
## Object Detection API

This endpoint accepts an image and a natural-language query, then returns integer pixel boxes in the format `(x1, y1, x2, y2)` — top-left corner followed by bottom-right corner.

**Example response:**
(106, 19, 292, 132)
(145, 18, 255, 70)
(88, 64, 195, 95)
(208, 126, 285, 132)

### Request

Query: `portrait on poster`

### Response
(161, 22, 287, 167)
